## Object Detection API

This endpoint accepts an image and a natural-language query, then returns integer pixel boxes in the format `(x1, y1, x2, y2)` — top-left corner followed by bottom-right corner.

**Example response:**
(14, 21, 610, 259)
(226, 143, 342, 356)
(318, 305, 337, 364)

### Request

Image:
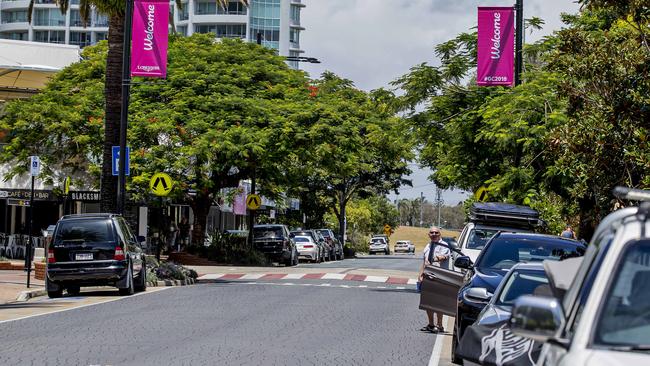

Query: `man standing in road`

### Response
(419, 226, 451, 333)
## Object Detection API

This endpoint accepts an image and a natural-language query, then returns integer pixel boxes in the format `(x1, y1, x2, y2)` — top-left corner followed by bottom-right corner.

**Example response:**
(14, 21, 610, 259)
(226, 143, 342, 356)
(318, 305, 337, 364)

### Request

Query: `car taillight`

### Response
(304, 245, 313, 248)
(114, 246, 125, 261)
(47, 248, 55, 264)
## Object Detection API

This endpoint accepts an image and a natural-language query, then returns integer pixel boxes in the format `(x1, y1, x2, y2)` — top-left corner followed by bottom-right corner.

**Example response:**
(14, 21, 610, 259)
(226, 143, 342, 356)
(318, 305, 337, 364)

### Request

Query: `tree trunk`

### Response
(337, 190, 347, 245)
(100, 13, 125, 213)
(577, 194, 597, 242)
(190, 193, 211, 247)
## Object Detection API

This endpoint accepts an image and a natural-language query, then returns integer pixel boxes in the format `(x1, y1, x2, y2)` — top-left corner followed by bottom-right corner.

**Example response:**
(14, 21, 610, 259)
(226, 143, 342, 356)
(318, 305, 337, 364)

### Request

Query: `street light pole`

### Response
(117, 0, 134, 215)
(514, 0, 524, 86)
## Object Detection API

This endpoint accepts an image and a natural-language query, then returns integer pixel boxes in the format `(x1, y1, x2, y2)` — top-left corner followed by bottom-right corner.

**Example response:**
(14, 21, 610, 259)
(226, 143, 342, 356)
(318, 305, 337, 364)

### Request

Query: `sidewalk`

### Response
(0, 260, 45, 304)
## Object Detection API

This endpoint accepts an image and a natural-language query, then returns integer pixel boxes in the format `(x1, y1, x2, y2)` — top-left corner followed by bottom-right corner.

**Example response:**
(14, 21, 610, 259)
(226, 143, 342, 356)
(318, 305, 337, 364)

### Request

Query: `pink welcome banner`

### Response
(131, 0, 169, 78)
(477, 7, 515, 86)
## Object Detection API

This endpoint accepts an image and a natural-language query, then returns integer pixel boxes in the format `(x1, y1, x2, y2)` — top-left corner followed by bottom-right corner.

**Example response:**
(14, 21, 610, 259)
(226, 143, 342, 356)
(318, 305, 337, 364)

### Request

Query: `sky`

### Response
(299, 0, 581, 206)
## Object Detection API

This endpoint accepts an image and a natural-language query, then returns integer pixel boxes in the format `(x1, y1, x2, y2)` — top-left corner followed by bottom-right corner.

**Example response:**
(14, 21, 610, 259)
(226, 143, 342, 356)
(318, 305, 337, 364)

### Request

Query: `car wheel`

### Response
(66, 285, 81, 296)
(118, 264, 135, 296)
(292, 250, 299, 266)
(135, 261, 147, 292)
(47, 289, 63, 298)
(385, 249, 390, 255)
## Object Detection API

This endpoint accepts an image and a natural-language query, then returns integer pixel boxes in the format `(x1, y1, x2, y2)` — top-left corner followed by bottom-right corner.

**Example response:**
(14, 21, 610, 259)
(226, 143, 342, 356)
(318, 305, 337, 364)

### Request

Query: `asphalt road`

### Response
(300, 253, 422, 272)
(0, 280, 438, 366)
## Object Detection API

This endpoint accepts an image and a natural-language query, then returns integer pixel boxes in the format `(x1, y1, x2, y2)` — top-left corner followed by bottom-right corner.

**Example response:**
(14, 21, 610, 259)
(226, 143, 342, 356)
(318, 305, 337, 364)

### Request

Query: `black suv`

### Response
(46, 214, 146, 298)
(253, 224, 298, 266)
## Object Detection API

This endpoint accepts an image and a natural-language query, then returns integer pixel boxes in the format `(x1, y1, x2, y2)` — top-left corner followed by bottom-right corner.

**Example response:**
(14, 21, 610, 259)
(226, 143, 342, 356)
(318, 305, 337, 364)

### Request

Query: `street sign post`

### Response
(26, 156, 40, 288)
(383, 224, 392, 236)
(475, 187, 489, 202)
(112, 146, 130, 176)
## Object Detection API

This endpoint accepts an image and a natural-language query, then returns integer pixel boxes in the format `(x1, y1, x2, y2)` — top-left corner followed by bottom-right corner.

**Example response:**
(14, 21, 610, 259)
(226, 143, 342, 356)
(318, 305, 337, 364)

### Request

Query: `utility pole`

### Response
(419, 192, 424, 227)
(117, 0, 134, 215)
(435, 188, 443, 228)
(514, 0, 524, 86)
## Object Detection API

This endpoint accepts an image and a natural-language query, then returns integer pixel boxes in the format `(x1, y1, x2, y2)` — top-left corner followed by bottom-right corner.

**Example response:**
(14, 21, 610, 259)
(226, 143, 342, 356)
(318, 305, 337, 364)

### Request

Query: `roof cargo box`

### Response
(469, 202, 541, 228)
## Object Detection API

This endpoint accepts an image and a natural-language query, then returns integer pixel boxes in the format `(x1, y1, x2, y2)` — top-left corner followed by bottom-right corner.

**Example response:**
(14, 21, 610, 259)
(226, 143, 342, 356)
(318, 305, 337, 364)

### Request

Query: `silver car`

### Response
(369, 237, 390, 255)
(294, 235, 320, 263)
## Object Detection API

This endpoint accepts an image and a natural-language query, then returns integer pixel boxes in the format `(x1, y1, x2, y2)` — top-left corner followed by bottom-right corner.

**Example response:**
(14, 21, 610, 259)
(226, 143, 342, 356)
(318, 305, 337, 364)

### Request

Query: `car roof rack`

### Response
(60, 213, 120, 219)
(613, 186, 650, 219)
(469, 202, 542, 229)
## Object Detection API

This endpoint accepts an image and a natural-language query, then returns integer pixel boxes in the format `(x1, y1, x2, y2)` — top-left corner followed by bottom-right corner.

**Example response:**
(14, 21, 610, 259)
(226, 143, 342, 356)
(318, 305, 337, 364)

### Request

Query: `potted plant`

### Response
(34, 259, 46, 280)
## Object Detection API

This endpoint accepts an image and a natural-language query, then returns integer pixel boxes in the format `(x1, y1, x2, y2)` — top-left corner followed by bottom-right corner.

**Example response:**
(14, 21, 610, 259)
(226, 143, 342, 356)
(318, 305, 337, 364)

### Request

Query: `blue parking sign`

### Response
(112, 146, 130, 176)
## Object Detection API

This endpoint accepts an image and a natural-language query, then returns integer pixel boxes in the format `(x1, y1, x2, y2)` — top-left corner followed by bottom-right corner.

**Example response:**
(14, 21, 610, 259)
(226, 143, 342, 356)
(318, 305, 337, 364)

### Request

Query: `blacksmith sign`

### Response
(70, 191, 101, 202)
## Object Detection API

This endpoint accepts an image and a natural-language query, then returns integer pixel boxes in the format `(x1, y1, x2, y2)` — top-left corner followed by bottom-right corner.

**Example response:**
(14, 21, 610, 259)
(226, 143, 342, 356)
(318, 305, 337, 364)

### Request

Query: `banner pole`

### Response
(118, 0, 134, 215)
(514, 0, 523, 86)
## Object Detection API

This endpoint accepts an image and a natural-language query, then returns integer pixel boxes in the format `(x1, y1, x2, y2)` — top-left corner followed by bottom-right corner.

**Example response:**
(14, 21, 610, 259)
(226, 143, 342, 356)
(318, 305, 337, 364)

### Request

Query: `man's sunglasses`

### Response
(429, 231, 440, 234)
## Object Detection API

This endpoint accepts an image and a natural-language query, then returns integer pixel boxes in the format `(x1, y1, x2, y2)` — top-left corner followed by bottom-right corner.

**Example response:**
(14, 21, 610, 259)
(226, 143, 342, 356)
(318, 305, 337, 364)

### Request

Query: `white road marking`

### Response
(321, 273, 346, 280)
(358, 285, 368, 288)
(365, 276, 389, 283)
(240, 273, 265, 280)
(284, 273, 305, 279)
(198, 273, 225, 280)
(428, 315, 449, 366)
(0, 287, 172, 324)
(407, 279, 418, 285)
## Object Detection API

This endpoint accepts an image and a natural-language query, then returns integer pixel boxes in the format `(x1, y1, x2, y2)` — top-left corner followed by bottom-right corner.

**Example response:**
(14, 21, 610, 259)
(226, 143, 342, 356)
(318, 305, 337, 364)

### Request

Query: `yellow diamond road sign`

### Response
(475, 186, 489, 202)
(150, 173, 173, 196)
(247, 194, 261, 210)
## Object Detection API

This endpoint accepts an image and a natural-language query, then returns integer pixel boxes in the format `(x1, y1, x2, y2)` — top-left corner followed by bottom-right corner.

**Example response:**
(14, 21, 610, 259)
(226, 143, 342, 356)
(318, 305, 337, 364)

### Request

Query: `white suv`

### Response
(368, 237, 390, 255)
(511, 187, 650, 366)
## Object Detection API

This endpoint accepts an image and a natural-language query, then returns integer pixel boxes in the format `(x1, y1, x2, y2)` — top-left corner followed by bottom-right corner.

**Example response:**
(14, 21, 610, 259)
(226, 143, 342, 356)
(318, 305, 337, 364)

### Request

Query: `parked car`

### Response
(394, 240, 415, 253)
(291, 229, 329, 261)
(456, 202, 543, 263)
(457, 262, 549, 366)
(369, 237, 390, 255)
(510, 187, 650, 366)
(317, 228, 344, 260)
(46, 213, 147, 298)
(253, 225, 298, 266)
(294, 235, 320, 263)
(420, 232, 586, 364)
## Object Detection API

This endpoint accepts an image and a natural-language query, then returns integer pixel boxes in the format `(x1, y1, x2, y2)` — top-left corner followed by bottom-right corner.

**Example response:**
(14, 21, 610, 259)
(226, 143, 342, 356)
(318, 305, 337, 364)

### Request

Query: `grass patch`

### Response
(390, 226, 461, 253)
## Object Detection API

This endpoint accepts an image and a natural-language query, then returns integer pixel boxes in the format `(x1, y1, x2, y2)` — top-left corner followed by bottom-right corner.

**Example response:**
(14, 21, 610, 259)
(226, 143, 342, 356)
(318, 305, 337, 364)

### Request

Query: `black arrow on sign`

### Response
(247, 196, 260, 207)
(153, 177, 170, 192)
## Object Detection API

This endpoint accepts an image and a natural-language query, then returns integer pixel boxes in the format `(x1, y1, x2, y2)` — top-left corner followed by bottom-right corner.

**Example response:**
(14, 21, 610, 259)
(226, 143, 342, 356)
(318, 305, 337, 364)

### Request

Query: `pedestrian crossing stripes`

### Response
(197, 272, 418, 285)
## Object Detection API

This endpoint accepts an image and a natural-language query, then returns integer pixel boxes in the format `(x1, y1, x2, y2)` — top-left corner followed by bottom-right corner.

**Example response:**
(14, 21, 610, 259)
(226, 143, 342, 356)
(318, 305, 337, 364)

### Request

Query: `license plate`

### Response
(75, 253, 93, 261)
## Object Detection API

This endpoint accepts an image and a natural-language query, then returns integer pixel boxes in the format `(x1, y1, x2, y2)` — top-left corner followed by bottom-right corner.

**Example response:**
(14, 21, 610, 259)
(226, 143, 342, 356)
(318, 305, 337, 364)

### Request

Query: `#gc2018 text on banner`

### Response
(131, 0, 169, 78)
(477, 7, 515, 87)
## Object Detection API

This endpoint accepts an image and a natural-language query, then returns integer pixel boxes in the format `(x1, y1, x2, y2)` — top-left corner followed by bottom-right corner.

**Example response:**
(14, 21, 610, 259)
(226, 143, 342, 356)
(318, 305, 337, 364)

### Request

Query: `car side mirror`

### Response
(137, 235, 146, 243)
(510, 295, 564, 343)
(454, 256, 473, 269)
(463, 287, 492, 303)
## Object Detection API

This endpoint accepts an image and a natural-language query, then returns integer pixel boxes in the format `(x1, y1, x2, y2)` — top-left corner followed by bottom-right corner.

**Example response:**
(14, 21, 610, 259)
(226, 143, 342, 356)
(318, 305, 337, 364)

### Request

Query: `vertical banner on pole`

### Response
(131, 0, 169, 78)
(477, 7, 515, 87)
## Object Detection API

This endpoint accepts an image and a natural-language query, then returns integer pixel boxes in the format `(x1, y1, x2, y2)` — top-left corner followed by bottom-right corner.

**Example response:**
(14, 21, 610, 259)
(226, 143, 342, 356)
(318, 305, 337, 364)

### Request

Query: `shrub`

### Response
(0, 256, 8, 262)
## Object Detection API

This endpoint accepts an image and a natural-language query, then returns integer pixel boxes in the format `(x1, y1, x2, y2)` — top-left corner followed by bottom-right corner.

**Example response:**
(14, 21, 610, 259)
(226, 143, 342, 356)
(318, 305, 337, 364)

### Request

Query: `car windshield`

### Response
(253, 227, 283, 239)
(594, 240, 650, 349)
(54, 220, 114, 244)
(465, 228, 499, 250)
(318, 230, 331, 238)
(477, 236, 585, 271)
(496, 269, 550, 306)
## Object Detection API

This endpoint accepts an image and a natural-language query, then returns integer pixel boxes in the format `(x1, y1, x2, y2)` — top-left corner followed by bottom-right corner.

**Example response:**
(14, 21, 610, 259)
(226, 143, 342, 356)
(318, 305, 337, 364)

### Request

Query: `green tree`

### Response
(291, 72, 413, 243)
(25, 0, 247, 213)
(0, 35, 311, 245)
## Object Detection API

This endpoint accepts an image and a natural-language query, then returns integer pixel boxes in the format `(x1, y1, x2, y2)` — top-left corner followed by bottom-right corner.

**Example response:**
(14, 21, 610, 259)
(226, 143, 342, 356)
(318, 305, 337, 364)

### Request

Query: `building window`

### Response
(194, 23, 246, 39)
(290, 5, 300, 25)
(70, 9, 84, 27)
(1, 10, 28, 24)
(33, 9, 66, 27)
(95, 32, 108, 41)
(0, 32, 28, 41)
(34, 30, 65, 44)
(70, 31, 91, 47)
(288, 50, 300, 69)
(289, 29, 299, 44)
(93, 13, 108, 27)
(218, 1, 247, 15)
(179, 2, 189, 20)
(250, 0, 281, 50)
(176, 25, 187, 36)
(195, 0, 217, 15)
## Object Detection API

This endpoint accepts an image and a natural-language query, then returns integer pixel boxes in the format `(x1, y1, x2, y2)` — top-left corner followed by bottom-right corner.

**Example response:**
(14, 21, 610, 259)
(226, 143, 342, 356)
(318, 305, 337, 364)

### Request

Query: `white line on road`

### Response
(240, 273, 265, 280)
(198, 273, 225, 280)
(365, 276, 389, 283)
(283, 273, 305, 279)
(428, 315, 449, 366)
(407, 279, 418, 285)
(321, 273, 346, 280)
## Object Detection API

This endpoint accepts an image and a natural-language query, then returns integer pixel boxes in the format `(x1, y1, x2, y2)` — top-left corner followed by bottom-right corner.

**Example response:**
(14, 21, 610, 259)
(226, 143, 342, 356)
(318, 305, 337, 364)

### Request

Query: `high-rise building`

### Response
(0, 0, 305, 68)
